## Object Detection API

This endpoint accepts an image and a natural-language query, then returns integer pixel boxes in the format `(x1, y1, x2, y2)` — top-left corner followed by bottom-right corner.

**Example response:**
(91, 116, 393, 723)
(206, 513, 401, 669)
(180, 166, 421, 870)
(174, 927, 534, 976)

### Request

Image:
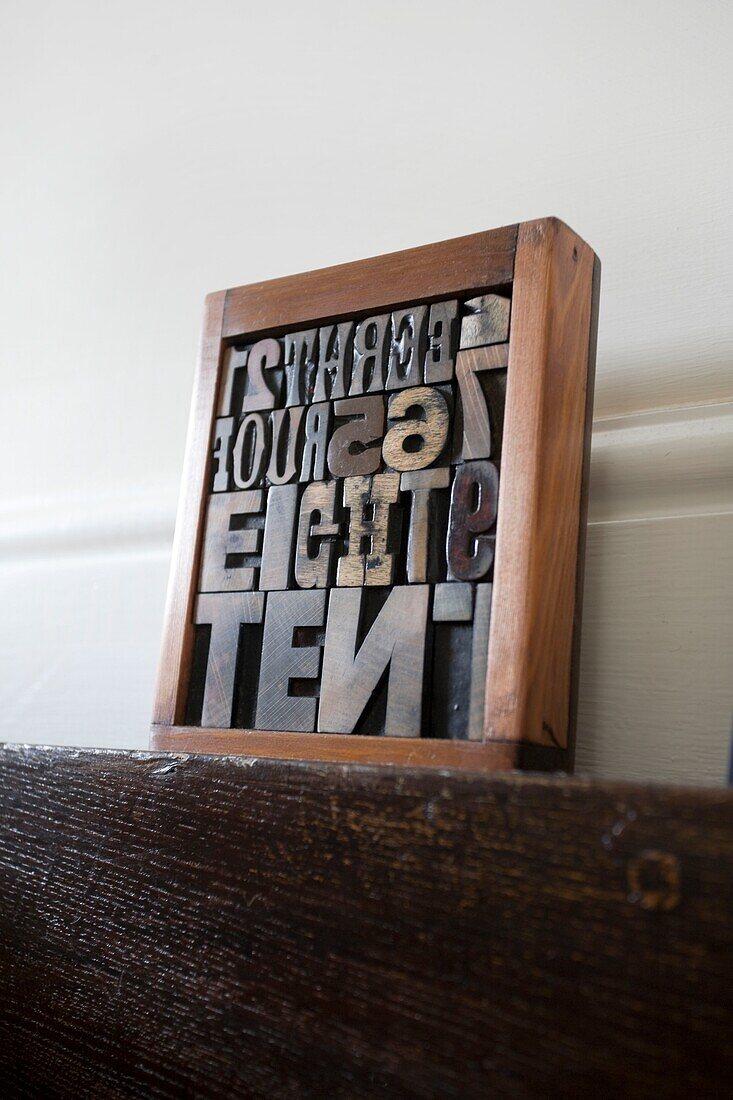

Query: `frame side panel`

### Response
(485, 218, 597, 750)
(152, 291, 226, 725)
(565, 253, 602, 767)
(149, 725, 566, 772)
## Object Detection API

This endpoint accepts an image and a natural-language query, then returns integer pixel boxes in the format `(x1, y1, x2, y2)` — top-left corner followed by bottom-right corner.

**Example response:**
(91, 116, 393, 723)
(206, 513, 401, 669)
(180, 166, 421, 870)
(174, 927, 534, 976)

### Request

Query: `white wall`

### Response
(1, 0, 731, 784)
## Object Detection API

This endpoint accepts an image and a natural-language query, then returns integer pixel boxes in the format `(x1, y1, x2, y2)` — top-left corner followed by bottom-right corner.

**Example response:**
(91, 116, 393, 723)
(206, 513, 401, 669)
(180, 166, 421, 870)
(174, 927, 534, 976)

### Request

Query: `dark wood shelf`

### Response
(0, 744, 730, 1098)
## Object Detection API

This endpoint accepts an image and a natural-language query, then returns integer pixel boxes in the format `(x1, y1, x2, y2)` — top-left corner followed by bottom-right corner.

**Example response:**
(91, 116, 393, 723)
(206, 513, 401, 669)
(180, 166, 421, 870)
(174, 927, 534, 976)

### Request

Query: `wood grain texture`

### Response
(318, 585, 429, 736)
(327, 395, 385, 479)
(401, 467, 451, 583)
(299, 401, 333, 482)
(382, 385, 449, 472)
(150, 725, 555, 768)
(447, 459, 499, 581)
(194, 591, 265, 728)
(239, 338, 283, 413)
(232, 412, 268, 488)
(199, 489, 264, 592)
(432, 580, 473, 621)
(221, 227, 517, 340)
(486, 218, 597, 751)
(567, 253, 601, 768)
(211, 416, 235, 492)
(349, 314, 390, 395)
(385, 304, 428, 389)
(455, 342, 510, 460)
(152, 291, 226, 725)
(266, 406, 304, 484)
(424, 299, 459, 383)
(312, 322, 353, 402)
(0, 745, 731, 1099)
(283, 329, 318, 407)
(467, 583, 492, 740)
(259, 483, 299, 590)
(254, 590, 326, 732)
(336, 473, 400, 587)
(295, 480, 341, 589)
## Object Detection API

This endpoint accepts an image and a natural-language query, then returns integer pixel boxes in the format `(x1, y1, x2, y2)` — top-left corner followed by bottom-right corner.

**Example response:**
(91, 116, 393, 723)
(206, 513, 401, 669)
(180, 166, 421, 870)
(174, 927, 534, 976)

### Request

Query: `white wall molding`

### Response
(592, 347, 733, 422)
(589, 399, 733, 523)
(0, 484, 178, 563)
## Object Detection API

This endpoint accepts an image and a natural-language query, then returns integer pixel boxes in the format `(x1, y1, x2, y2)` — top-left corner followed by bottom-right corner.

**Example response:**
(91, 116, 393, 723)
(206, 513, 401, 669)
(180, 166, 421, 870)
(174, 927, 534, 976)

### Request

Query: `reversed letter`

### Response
(318, 586, 429, 737)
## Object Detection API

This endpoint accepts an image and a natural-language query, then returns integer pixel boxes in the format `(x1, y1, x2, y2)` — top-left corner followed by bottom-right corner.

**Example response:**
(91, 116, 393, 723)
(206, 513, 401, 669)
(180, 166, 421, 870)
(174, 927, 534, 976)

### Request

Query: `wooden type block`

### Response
(194, 591, 265, 728)
(7, 745, 733, 1099)
(382, 386, 450, 472)
(442, 384, 464, 466)
(218, 344, 245, 417)
(318, 585, 429, 736)
(424, 299, 458, 384)
(254, 590, 326, 732)
(232, 413, 268, 489)
(199, 490, 264, 592)
(385, 305, 428, 390)
(447, 460, 498, 582)
(241, 338, 284, 412)
(400, 468, 451, 584)
(429, 582, 490, 741)
(429, 619, 472, 742)
(455, 344, 510, 461)
(312, 322, 353, 403)
(300, 401, 333, 482)
(460, 293, 510, 349)
(477, 369, 507, 462)
(337, 473, 401, 587)
(327, 395, 385, 478)
(429, 582, 476, 742)
(211, 417, 235, 492)
(348, 314, 390, 395)
(295, 481, 341, 590)
(433, 581, 473, 622)
(259, 484, 299, 591)
(267, 406, 304, 485)
(486, 220, 598, 753)
(283, 329, 318, 407)
(467, 583, 491, 740)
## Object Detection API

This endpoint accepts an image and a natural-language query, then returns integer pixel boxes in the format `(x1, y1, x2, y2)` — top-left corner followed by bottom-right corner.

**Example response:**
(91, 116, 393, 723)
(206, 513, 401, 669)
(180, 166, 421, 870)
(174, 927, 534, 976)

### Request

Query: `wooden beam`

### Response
(0, 745, 730, 1098)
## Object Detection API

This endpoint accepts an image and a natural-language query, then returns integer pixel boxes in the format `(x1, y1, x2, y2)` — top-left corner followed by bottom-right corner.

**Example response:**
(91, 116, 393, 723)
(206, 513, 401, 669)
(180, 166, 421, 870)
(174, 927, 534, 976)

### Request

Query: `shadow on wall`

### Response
(576, 353, 733, 786)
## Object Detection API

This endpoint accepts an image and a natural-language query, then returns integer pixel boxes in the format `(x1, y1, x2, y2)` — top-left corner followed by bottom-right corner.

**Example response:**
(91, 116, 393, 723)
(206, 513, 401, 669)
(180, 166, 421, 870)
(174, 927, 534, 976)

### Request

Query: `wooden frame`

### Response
(151, 218, 600, 771)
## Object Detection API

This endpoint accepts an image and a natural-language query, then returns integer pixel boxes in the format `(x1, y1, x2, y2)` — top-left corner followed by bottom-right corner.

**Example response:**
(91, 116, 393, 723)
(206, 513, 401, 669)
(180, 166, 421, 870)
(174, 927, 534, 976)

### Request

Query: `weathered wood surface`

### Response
(0, 745, 730, 1099)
